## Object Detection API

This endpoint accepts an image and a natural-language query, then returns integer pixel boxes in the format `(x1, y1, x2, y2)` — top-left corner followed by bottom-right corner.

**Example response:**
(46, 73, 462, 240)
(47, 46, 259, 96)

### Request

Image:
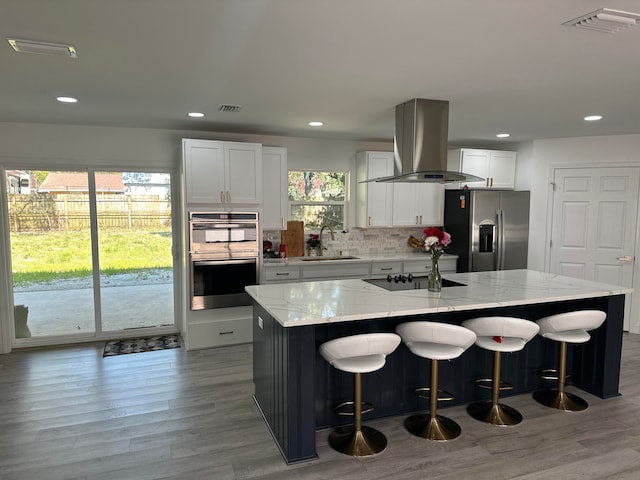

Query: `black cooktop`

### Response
(363, 275, 466, 291)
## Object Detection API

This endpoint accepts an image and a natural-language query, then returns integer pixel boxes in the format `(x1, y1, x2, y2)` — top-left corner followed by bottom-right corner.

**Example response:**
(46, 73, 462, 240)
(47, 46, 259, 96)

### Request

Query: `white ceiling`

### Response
(2, 0, 640, 146)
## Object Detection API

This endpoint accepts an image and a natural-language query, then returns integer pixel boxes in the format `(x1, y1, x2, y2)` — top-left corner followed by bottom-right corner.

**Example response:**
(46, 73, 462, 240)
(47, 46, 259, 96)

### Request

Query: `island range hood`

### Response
(374, 98, 484, 183)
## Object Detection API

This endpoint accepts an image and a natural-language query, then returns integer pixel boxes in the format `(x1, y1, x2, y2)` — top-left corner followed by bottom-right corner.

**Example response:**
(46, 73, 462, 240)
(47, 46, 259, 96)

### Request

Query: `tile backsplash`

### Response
(263, 227, 425, 257)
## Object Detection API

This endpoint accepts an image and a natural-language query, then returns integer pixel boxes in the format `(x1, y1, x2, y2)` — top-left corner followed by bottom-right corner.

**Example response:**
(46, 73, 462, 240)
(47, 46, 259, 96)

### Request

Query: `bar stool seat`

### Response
(396, 321, 476, 441)
(462, 316, 539, 426)
(319, 332, 401, 457)
(534, 310, 606, 411)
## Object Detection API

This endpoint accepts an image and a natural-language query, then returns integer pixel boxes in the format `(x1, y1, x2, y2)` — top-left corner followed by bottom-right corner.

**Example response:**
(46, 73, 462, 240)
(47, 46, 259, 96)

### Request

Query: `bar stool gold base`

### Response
(328, 425, 388, 456)
(404, 413, 462, 441)
(467, 401, 523, 426)
(533, 389, 588, 412)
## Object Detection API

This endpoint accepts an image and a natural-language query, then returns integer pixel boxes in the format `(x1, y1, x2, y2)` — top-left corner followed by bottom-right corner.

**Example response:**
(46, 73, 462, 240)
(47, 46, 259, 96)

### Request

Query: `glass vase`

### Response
(428, 255, 442, 292)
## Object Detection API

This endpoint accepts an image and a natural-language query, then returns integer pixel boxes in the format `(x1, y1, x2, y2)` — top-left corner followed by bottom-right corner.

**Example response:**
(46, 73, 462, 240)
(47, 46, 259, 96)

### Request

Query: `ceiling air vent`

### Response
(7, 38, 77, 57)
(218, 104, 242, 113)
(563, 8, 640, 33)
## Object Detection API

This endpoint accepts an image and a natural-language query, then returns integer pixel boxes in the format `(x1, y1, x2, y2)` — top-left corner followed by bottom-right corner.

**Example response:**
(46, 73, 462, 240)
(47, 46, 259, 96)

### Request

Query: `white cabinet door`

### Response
(460, 149, 491, 188)
(392, 183, 420, 226)
(224, 142, 262, 204)
(356, 151, 394, 228)
(370, 262, 402, 277)
(261, 147, 288, 229)
(302, 263, 371, 280)
(183, 139, 262, 205)
(403, 256, 457, 275)
(262, 265, 300, 283)
(448, 148, 516, 189)
(392, 183, 444, 227)
(183, 139, 225, 204)
(488, 150, 517, 189)
(416, 183, 444, 226)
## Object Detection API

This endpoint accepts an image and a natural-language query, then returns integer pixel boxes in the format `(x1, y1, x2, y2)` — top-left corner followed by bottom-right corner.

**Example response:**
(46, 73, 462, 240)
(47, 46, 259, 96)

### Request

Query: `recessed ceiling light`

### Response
(496, 133, 510, 138)
(188, 112, 205, 118)
(308, 121, 323, 127)
(584, 115, 603, 121)
(56, 96, 78, 103)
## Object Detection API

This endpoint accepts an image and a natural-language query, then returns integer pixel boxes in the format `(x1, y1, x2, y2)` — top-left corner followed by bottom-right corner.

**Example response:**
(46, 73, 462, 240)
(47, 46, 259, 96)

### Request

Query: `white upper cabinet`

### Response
(392, 183, 444, 227)
(261, 146, 288, 230)
(183, 139, 225, 204)
(447, 148, 516, 189)
(223, 142, 262, 204)
(183, 139, 262, 205)
(356, 151, 394, 228)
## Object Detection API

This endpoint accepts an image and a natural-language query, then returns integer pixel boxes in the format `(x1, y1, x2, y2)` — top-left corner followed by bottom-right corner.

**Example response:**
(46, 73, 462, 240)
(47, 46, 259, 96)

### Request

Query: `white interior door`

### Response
(549, 166, 639, 330)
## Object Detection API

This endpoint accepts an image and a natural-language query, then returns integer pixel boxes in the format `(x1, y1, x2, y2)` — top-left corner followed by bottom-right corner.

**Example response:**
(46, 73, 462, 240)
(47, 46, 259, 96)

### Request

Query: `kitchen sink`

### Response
(300, 256, 360, 261)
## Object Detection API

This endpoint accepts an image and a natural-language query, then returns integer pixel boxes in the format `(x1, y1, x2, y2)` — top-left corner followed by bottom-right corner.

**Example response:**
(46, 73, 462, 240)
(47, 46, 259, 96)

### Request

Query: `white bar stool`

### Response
(396, 321, 477, 441)
(319, 332, 401, 456)
(462, 316, 539, 426)
(533, 310, 606, 411)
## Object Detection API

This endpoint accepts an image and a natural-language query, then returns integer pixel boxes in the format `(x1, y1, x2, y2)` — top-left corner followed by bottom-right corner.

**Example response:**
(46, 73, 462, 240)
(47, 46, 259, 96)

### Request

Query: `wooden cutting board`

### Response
(281, 221, 305, 257)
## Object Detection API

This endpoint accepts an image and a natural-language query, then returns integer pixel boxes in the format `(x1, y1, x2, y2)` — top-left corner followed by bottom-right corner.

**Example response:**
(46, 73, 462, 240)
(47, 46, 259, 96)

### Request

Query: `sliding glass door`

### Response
(7, 169, 175, 342)
(10, 170, 96, 337)
(97, 172, 174, 333)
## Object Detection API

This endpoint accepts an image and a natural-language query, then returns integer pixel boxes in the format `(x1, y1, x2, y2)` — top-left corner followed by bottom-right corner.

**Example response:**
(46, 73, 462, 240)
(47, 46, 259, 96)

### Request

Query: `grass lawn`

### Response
(11, 229, 173, 286)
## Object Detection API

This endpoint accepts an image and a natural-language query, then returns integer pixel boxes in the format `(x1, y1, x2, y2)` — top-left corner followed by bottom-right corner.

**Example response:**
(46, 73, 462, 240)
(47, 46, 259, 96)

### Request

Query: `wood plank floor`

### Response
(2, 334, 640, 480)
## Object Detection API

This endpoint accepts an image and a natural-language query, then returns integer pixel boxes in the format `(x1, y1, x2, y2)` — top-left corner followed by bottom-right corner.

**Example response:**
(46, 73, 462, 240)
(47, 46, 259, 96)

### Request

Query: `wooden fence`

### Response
(7, 194, 171, 232)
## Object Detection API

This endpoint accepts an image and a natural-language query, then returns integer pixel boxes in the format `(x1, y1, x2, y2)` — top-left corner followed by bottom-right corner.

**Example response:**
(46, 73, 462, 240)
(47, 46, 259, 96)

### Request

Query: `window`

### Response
(288, 171, 347, 231)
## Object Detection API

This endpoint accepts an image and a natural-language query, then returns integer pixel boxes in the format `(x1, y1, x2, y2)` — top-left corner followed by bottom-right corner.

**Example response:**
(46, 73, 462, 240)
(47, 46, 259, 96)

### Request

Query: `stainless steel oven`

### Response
(189, 212, 259, 310)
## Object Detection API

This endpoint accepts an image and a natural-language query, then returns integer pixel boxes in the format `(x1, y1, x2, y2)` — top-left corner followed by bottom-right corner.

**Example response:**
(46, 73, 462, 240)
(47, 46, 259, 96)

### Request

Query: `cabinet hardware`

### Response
(219, 330, 235, 335)
(220, 191, 225, 203)
(276, 272, 290, 276)
(380, 267, 393, 271)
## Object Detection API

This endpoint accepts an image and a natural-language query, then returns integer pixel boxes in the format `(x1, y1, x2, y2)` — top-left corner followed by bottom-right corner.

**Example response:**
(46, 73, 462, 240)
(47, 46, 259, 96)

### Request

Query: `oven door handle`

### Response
(193, 259, 256, 266)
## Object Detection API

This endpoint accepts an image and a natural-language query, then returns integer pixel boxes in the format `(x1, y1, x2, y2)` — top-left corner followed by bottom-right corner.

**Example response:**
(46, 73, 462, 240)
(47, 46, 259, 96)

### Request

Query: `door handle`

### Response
(617, 255, 634, 262)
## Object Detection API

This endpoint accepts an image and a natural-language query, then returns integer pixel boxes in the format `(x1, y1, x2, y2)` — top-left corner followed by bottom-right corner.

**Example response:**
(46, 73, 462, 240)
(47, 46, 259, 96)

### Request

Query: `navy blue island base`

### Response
(252, 292, 624, 464)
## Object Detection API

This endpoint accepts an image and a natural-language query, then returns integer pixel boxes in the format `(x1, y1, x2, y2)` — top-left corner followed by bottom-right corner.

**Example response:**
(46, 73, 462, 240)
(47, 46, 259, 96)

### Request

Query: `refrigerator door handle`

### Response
(497, 209, 505, 270)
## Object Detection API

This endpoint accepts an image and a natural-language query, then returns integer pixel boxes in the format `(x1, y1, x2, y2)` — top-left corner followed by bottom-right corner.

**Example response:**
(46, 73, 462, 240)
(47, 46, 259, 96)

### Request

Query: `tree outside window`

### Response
(288, 171, 346, 231)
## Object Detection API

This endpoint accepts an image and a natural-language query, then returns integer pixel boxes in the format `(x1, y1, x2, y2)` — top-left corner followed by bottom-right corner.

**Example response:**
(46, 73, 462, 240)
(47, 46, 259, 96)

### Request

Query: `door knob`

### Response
(616, 255, 634, 262)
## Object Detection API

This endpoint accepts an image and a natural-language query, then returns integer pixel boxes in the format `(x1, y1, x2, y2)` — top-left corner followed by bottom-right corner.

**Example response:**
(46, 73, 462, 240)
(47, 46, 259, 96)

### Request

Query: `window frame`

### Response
(288, 170, 348, 232)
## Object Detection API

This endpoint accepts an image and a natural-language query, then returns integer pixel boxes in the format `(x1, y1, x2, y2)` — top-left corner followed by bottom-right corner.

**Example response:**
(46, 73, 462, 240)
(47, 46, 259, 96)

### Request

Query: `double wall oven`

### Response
(189, 212, 259, 310)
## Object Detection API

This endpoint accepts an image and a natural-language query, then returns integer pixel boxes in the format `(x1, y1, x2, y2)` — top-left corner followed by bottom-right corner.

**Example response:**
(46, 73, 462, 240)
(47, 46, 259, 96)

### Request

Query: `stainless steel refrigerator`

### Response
(444, 189, 530, 272)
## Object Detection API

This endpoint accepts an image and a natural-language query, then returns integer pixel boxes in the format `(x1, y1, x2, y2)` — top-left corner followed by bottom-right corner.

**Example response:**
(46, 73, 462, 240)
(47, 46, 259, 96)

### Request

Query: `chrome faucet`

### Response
(319, 225, 335, 256)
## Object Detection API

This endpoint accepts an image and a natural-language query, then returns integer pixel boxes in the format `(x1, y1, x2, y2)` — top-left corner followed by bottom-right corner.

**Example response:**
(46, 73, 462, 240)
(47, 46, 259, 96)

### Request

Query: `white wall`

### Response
(0, 122, 392, 171)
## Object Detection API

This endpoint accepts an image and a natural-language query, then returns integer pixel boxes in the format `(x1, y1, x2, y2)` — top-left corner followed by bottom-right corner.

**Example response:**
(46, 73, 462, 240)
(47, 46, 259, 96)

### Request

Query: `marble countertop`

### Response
(261, 252, 457, 267)
(245, 269, 632, 327)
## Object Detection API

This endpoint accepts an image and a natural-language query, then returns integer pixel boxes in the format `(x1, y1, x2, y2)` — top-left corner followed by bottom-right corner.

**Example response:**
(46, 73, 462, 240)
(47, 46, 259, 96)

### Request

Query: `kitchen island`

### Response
(246, 270, 631, 464)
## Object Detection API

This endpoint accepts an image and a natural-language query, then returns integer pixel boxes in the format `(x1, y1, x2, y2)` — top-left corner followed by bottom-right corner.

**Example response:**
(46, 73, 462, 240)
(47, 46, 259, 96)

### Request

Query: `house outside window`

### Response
(288, 171, 346, 231)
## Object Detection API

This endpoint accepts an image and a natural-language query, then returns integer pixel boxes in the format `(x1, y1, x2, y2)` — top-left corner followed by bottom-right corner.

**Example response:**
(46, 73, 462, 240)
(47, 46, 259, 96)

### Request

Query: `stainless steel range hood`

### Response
(375, 98, 483, 183)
